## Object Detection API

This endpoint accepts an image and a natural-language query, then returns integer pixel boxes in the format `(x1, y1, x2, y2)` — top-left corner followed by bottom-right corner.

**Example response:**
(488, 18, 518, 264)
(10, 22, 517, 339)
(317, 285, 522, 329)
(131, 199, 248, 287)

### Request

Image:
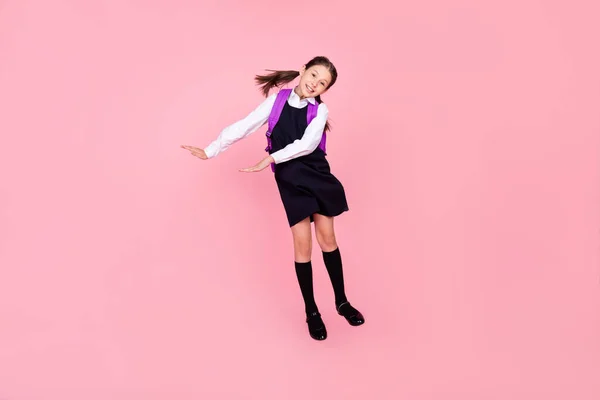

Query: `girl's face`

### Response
(297, 65, 332, 99)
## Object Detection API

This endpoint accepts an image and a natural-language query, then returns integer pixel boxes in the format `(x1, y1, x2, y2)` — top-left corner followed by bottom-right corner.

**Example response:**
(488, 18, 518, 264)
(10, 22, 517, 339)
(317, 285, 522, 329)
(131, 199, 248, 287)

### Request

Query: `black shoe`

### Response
(306, 311, 327, 340)
(337, 301, 365, 326)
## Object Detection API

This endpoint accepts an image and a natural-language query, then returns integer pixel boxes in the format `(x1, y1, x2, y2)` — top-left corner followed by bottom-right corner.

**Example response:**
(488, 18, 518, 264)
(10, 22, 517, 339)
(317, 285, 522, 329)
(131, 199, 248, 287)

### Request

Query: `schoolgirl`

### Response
(182, 56, 364, 341)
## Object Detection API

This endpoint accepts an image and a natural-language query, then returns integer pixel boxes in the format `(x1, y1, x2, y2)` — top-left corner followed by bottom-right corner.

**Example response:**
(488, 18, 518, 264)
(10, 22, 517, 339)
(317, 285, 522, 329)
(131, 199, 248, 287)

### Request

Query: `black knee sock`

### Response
(294, 261, 318, 314)
(322, 247, 348, 307)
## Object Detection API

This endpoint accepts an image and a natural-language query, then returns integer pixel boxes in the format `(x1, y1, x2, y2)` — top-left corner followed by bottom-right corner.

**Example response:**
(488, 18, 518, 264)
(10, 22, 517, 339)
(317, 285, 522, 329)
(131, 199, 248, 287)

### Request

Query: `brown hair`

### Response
(254, 56, 338, 132)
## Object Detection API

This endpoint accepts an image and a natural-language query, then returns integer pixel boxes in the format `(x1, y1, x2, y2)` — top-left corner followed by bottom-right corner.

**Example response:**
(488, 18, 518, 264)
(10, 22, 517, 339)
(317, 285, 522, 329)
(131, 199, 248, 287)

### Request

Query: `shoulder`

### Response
(255, 92, 277, 110)
(266, 92, 281, 105)
(316, 101, 329, 116)
(265, 92, 278, 103)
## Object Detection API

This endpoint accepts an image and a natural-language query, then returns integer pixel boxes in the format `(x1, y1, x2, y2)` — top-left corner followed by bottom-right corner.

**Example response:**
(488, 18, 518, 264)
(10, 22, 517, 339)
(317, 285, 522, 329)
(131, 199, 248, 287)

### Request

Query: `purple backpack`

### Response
(264, 88, 327, 171)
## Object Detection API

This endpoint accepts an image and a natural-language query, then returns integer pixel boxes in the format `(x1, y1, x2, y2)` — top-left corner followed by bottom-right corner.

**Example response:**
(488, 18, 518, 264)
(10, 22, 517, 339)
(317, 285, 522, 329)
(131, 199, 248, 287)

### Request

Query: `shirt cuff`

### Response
(203, 142, 219, 158)
(270, 151, 283, 164)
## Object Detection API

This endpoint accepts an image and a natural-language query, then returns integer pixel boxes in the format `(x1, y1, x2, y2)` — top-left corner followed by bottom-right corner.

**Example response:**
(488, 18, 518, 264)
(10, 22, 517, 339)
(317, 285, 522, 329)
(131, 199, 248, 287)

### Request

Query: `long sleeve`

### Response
(270, 102, 329, 164)
(203, 93, 277, 158)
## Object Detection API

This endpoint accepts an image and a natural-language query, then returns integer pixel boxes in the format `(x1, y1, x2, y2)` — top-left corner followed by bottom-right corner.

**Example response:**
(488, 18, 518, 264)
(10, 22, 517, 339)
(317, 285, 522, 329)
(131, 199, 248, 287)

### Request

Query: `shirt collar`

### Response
(289, 86, 317, 105)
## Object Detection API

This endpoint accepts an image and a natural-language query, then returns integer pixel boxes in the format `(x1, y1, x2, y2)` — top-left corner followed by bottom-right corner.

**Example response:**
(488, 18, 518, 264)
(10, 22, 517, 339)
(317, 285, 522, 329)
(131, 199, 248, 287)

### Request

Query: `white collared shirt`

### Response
(203, 87, 329, 164)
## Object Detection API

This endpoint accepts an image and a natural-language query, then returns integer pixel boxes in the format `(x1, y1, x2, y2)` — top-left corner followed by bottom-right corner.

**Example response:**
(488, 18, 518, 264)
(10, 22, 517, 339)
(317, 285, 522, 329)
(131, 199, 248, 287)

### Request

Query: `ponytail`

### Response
(254, 70, 300, 97)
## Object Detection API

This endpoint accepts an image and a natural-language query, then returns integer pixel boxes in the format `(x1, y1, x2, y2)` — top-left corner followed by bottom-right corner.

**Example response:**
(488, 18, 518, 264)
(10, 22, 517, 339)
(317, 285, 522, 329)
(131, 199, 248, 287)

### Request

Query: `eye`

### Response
(320, 82, 326, 86)
(312, 73, 316, 77)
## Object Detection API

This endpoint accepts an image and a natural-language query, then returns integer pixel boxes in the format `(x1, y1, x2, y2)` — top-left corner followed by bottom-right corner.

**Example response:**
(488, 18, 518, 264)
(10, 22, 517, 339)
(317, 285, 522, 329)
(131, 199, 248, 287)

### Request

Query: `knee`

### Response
(316, 231, 337, 252)
(293, 236, 312, 261)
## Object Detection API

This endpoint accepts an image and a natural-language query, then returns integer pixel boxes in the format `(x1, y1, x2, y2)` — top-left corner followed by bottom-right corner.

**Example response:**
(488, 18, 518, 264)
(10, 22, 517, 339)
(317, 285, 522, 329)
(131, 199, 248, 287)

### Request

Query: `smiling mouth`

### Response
(305, 84, 315, 94)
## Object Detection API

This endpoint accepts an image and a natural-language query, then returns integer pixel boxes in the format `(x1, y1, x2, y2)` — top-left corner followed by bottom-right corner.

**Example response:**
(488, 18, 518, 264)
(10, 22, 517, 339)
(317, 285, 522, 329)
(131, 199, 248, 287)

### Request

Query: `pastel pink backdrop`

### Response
(1, 0, 599, 399)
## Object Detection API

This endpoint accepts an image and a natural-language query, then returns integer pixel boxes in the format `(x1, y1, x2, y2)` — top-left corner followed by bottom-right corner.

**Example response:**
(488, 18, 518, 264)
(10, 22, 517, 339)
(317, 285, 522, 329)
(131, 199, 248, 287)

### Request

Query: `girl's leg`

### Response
(291, 216, 312, 263)
(291, 217, 327, 340)
(313, 214, 345, 305)
(291, 217, 316, 313)
(313, 213, 365, 326)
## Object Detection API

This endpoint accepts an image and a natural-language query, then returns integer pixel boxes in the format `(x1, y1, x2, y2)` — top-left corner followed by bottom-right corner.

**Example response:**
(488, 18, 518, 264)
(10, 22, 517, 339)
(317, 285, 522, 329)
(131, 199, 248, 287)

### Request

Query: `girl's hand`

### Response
(239, 156, 274, 172)
(181, 145, 208, 160)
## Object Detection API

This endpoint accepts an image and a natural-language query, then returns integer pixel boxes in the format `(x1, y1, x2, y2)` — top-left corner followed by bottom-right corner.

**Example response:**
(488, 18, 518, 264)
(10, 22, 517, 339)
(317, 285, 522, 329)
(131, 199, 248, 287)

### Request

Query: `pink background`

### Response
(1, 0, 599, 399)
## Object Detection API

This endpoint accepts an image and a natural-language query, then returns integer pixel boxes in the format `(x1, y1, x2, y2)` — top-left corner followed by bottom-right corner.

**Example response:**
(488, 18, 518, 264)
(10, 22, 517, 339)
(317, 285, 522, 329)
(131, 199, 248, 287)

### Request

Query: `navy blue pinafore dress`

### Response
(268, 101, 349, 227)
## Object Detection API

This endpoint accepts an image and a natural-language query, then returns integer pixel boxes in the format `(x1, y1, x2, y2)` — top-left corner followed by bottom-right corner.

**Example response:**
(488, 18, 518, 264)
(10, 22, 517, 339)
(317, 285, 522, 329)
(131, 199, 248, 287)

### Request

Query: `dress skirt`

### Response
(274, 150, 349, 227)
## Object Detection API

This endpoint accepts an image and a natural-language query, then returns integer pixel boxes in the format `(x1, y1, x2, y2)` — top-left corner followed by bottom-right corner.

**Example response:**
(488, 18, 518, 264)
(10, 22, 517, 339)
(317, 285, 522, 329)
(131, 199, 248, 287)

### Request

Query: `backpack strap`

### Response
(265, 89, 292, 171)
(265, 88, 292, 152)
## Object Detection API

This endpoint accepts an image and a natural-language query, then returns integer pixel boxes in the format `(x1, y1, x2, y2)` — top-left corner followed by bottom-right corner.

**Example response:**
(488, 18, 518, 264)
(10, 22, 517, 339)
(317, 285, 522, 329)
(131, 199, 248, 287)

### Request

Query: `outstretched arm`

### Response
(202, 93, 277, 158)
